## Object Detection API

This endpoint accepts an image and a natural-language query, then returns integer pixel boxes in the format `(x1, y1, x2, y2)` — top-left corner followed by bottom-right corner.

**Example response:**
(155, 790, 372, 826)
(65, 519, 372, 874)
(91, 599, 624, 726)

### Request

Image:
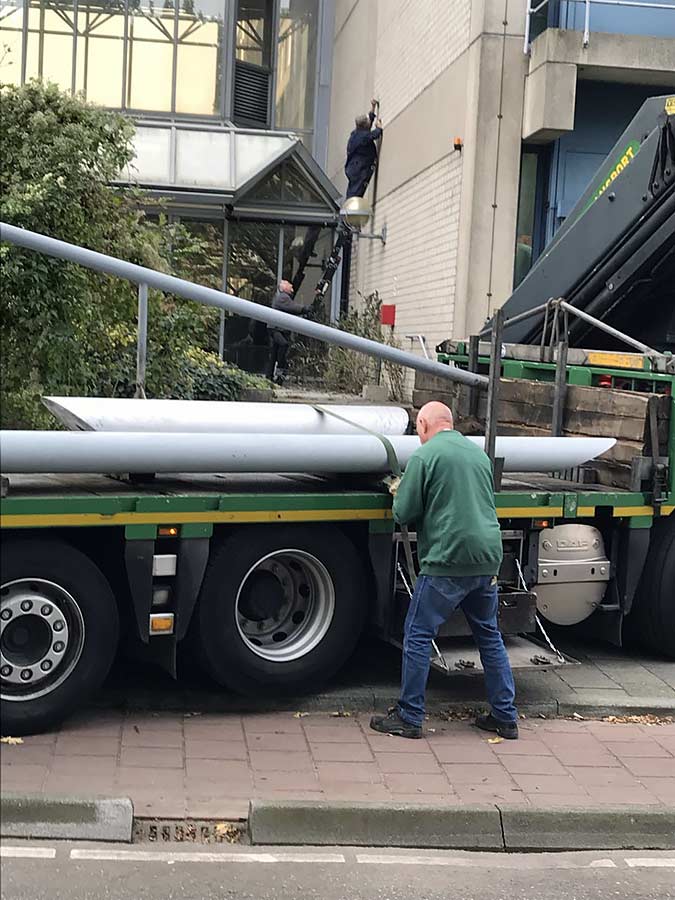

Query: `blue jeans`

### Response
(398, 575, 517, 728)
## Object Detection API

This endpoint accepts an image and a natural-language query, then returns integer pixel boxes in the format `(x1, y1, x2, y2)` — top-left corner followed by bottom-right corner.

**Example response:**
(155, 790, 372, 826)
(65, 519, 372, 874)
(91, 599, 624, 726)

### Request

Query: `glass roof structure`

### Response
(119, 123, 341, 222)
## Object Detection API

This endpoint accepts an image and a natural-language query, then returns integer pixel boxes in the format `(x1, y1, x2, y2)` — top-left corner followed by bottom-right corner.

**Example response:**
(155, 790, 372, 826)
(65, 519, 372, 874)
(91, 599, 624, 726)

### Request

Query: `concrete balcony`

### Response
(522, 28, 675, 141)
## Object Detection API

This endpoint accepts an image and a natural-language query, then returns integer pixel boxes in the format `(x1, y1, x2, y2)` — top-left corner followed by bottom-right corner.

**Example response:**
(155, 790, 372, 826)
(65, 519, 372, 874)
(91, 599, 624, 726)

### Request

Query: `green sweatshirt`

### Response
(393, 430, 503, 577)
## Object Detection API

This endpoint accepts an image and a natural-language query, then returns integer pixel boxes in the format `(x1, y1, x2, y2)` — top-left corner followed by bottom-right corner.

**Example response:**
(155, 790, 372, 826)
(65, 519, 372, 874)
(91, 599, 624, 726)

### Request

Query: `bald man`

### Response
(371, 402, 519, 740)
(265, 280, 306, 384)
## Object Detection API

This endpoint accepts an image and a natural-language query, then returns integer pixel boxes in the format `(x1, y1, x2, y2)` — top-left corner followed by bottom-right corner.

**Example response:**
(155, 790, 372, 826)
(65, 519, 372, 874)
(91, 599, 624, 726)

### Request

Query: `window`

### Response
(275, 0, 317, 132)
(235, 0, 271, 67)
(0, 0, 24, 84)
(513, 147, 549, 288)
(25, 0, 76, 93)
(244, 158, 326, 205)
(8, 0, 229, 116)
(175, 0, 225, 115)
(126, 0, 175, 112)
(75, 0, 125, 108)
(233, 0, 273, 126)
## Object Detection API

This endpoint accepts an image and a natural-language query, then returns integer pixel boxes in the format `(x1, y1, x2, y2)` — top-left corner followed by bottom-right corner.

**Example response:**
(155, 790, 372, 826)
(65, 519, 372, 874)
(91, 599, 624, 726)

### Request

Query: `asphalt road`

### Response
(2, 844, 675, 900)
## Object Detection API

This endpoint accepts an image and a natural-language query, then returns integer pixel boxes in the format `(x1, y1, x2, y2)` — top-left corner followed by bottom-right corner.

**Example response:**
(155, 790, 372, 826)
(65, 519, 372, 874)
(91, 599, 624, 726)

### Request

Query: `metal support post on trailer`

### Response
(135, 282, 148, 399)
(484, 307, 504, 485)
(468, 334, 480, 419)
(552, 340, 569, 437)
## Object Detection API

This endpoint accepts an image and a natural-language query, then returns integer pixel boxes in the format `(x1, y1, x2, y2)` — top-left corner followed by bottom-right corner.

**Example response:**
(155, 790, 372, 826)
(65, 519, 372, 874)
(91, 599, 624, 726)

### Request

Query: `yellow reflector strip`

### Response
(587, 351, 646, 370)
(149, 613, 175, 634)
(496, 507, 563, 519)
(612, 506, 654, 518)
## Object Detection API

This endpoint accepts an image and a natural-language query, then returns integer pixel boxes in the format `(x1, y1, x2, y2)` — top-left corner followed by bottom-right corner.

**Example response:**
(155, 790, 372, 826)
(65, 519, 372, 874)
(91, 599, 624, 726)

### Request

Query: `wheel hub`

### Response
(0, 579, 84, 700)
(235, 550, 335, 663)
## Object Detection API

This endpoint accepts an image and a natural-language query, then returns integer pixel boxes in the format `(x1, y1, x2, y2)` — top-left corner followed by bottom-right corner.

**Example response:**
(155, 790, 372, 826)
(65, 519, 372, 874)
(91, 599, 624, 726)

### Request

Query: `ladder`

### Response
(312, 221, 351, 308)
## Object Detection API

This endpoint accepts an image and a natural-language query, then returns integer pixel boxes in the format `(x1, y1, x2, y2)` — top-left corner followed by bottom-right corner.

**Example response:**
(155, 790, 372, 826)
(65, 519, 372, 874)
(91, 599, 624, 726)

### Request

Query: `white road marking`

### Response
(357, 854, 620, 869)
(0, 846, 56, 859)
(70, 849, 345, 864)
(357, 855, 477, 866)
(625, 858, 675, 868)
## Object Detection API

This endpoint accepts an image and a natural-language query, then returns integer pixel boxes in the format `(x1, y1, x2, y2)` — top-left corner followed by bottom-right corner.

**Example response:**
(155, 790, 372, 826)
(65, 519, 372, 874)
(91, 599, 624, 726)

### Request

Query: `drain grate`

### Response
(134, 819, 244, 844)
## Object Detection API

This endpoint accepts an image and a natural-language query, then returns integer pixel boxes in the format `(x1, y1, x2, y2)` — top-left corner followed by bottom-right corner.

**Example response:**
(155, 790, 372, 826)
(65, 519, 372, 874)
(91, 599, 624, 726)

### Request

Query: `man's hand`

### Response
(375, 117, 383, 129)
(384, 475, 401, 496)
(371, 98, 378, 110)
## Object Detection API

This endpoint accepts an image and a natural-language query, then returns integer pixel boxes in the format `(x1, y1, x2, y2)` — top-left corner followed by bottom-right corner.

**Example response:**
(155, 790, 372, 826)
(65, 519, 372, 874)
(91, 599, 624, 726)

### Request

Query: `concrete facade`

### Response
(327, 0, 531, 349)
(327, 0, 675, 352)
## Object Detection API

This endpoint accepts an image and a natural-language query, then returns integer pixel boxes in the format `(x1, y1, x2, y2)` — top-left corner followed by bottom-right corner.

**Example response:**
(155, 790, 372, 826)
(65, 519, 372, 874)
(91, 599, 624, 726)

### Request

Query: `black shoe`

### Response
(370, 707, 422, 739)
(474, 713, 519, 740)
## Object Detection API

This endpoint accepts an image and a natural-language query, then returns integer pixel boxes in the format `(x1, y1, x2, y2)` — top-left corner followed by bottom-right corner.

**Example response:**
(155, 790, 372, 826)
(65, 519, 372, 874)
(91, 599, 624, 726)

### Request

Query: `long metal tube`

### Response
(557, 300, 658, 356)
(42, 398, 411, 436)
(0, 431, 616, 475)
(0, 223, 488, 390)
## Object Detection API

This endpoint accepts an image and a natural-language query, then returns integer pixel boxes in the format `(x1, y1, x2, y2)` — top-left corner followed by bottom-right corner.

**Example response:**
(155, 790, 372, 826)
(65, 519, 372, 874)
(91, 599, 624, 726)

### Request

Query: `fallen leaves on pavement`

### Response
(487, 736, 504, 744)
(0, 736, 23, 745)
(603, 713, 673, 726)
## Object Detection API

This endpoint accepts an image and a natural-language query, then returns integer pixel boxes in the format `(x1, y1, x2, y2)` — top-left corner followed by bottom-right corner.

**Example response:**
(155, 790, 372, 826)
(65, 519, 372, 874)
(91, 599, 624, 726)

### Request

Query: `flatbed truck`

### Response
(2, 94, 674, 735)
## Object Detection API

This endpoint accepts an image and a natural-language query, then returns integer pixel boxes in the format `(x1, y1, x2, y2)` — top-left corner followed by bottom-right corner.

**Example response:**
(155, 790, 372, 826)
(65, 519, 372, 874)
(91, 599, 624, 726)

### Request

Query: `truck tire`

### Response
(194, 525, 368, 694)
(628, 515, 675, 658)
(1, 539, 119, 735)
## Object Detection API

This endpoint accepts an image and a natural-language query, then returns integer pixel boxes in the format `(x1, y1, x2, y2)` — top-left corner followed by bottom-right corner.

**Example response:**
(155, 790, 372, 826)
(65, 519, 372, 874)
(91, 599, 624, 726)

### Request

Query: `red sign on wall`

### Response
(380, 304, 396, 327)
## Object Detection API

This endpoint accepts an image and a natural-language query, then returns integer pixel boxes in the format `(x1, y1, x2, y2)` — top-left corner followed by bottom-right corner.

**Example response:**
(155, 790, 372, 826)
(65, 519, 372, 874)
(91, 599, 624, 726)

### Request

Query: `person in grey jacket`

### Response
(265, 280, 306, 384)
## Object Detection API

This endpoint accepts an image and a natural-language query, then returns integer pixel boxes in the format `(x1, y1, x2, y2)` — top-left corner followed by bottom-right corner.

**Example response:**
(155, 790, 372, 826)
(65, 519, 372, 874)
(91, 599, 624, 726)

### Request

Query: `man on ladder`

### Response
(345, 99, 383, 198)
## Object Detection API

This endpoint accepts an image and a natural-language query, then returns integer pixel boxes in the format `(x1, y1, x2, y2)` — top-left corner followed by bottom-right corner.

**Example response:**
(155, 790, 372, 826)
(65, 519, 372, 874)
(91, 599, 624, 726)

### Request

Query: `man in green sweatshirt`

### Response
(370, 401, 519, 740)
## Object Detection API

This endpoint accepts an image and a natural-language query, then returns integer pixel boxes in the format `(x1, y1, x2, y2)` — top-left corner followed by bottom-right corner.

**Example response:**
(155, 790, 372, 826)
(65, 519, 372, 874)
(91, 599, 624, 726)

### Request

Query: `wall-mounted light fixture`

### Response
(339, 196, 387, 245)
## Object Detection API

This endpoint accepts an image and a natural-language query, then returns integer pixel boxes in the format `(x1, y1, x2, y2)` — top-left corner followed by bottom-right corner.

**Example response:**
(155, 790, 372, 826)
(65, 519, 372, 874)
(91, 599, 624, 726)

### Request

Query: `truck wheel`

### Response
(1, 539, 119, 735)
(194, 525, 367, 694)
(629, 515, 675, 658)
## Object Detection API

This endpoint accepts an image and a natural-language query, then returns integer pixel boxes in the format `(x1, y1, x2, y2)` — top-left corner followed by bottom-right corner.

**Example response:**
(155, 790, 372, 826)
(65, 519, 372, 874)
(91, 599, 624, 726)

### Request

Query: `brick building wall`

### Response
(359, 152, 463, 354)
(373, 0, 471, 122)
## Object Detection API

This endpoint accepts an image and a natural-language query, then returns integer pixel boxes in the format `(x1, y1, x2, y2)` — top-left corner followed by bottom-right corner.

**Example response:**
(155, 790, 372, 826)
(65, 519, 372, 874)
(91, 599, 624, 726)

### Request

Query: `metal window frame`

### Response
(15, 0, 330, 140)
(524, 0, 675, 52)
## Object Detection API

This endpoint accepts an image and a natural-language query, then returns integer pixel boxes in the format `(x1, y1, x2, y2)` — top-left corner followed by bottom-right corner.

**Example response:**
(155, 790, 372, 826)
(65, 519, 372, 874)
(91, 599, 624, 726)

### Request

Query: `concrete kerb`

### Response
(248, 800, 504, 849)
(248, 800, 675, 851)
(556, 696, 675, 718)
(0, 793, 134, 842)
(499, 806, 675, 851)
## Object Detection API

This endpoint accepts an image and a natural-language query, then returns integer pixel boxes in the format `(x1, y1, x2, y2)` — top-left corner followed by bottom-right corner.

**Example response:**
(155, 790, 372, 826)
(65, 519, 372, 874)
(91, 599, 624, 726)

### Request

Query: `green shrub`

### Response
(0, 82, 259, 427)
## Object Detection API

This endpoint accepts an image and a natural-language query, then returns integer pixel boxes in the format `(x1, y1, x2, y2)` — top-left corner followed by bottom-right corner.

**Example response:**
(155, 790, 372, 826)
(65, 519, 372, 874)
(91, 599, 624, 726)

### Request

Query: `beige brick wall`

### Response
(354, 152, 463, 357)
(374, 0, 472, 123)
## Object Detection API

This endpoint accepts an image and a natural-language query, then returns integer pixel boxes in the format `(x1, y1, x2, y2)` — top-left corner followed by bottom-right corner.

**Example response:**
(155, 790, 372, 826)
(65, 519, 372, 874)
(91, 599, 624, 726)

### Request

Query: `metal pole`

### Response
(0, 223, 489, 390)
(484, 307, 504, 464)
(523, 0, 532, 53)
(135, 283, 148, 399)
(583, 0, 591, 46)
(557, 299, 658, 356)
(467, 335, 480, 420)
(551, 340, 568, 436)
(478, 299, 551, 337)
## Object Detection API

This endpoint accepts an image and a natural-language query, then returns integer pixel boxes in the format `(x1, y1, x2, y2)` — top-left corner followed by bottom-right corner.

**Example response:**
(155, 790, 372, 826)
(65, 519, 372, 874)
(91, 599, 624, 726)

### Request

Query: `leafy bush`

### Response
(0, 82, 259, 427)
(290, 292, 405, 400)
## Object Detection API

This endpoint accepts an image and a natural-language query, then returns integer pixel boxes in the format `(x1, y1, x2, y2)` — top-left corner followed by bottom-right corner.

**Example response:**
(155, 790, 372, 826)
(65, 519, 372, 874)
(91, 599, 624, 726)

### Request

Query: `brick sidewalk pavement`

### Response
(2, 711, 674, 820)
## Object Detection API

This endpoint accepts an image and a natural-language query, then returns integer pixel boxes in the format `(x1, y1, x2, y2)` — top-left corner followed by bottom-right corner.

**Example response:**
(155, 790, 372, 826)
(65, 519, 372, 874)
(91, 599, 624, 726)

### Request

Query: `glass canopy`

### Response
(122, 123, 340, 220)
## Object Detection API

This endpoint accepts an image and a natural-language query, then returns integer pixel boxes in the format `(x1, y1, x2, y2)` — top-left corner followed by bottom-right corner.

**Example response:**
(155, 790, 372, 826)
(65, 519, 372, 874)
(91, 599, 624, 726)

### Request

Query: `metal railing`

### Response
(0, 222, 489, 396)
(524, 0, 675, 52)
